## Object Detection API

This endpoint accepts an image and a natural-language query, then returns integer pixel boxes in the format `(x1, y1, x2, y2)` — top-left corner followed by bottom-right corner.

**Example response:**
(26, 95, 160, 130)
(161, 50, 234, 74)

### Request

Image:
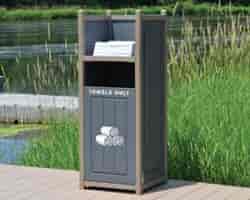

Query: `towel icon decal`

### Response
(96, 126, 125, 147)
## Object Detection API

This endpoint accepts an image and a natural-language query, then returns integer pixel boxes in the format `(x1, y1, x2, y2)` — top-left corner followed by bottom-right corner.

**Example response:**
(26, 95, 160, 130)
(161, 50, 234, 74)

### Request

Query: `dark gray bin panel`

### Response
(112, 20, 135, 41)
(0, 76, 4, 92)
(85, 20, 109, 55)
(84, 87, 136, 185)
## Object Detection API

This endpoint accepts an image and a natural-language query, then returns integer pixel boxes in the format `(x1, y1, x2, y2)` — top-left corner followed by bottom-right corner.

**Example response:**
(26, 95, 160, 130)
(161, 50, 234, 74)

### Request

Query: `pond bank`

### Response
(0, 3, 250, 21)
(0, 128, 44, 164)
(0, 123, 46, 137)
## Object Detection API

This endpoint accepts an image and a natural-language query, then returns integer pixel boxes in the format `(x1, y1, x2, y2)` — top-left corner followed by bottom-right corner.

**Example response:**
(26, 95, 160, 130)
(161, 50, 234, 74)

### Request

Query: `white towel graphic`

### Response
(112, 136, 124, 146)
(96, 135, 112, 146)
(100, 126, 119, 137)
(96, 126, 125, 147)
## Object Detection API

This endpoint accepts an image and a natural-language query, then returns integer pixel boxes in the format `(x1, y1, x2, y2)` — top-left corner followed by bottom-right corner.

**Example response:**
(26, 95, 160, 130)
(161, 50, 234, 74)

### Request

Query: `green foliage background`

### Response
(1, 0, 250, 8)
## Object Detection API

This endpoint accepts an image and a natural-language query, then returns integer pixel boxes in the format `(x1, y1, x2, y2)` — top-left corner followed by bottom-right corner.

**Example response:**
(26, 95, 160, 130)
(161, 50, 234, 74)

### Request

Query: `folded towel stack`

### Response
(96, 126, 125, 147)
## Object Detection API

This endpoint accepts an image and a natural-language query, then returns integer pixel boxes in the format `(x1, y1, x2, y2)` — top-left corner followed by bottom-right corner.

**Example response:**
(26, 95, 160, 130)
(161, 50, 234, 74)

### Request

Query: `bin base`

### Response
(80, 177, 167, 194)
(143, 177, 167, 192)
(81, 180, 135, 191)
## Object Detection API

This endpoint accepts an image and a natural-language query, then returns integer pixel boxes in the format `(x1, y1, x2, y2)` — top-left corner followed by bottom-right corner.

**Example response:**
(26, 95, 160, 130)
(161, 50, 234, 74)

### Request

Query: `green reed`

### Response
(168, 75, 250, 186)
(2, 41, 78, 95)
(168, 15, 250, 85)
(167, 15, 250, 186)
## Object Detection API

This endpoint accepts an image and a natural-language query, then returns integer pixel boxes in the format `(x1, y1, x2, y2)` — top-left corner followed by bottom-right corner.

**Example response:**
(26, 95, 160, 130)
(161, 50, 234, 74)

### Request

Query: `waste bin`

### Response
(78, 10, 167, 194)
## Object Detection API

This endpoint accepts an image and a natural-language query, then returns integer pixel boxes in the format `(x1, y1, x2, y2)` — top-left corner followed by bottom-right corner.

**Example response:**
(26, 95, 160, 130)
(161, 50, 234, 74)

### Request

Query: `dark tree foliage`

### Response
(193, 0, 250, 5)
(0, 0, 17, 8)
(0, 0, 250, 8)
(0, 0, 171, 7)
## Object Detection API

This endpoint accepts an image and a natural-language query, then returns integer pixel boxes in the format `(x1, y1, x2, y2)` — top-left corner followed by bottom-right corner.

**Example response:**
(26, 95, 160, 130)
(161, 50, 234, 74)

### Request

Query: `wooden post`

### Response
(78, 9, 85, 190)
(161, 9, 167, 16)
(106, 9, 113, 40)
(106, 9, 112, 16)
(161, 8, 168, 184)
(135, 9, 143, 195)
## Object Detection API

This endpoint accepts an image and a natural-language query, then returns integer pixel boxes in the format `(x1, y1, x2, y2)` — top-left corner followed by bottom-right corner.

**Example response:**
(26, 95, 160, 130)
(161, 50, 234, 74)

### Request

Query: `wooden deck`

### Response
(0, 164, 250, 200)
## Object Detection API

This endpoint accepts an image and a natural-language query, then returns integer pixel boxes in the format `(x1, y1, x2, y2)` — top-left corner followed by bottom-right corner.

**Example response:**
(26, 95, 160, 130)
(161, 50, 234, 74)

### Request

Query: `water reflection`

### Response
(0, 130, 41, 164)
(0, 137, 27, 164)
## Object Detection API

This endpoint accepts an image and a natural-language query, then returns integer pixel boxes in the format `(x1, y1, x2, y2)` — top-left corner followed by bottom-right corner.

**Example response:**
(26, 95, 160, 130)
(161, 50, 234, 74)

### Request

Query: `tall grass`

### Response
(21, 15, 250, 186)
(1, 43, 78, 95)
(22, 75, 250, 186)
(22, 119, 79, 170)
(167, 15, 250, 186)
(169, 76, 250, 186)
(168, 15, 250, 84)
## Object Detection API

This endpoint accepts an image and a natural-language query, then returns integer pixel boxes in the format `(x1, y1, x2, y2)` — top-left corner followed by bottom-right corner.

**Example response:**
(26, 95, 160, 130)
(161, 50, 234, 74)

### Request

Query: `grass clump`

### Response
(166, 15, 250, 186)
(169, 75, 250, 186)
(21, 119, 79, 170)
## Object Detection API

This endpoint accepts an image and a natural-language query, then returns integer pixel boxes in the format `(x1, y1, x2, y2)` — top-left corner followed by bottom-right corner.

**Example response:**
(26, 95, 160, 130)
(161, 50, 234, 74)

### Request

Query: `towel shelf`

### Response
(83, 56, 135, 63)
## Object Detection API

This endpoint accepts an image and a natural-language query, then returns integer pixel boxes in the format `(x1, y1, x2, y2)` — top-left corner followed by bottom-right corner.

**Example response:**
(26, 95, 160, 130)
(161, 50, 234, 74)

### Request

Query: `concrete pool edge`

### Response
(0, 93, 79, 123)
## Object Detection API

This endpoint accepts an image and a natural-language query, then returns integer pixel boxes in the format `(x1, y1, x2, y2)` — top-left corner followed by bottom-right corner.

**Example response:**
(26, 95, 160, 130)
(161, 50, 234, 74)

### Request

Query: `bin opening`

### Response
(84, 62, 135, 88)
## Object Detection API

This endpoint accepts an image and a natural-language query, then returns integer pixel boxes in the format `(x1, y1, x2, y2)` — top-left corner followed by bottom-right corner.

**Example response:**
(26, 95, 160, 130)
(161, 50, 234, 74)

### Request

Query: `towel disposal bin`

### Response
(78, 10, 167, 194)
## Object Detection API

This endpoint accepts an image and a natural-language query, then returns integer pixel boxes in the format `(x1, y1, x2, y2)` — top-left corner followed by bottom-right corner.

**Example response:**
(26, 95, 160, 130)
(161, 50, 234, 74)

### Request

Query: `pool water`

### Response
(0, 130, 41, 164)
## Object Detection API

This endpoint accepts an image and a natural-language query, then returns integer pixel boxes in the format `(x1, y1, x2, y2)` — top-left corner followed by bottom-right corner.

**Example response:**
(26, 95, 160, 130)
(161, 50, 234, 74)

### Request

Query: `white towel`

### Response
(93, 41, 135, 57)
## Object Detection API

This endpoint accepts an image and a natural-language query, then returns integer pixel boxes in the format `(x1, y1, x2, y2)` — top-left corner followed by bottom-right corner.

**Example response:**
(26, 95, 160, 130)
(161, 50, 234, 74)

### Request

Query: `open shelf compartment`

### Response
(84, 61, 135, 88)
(83, 16, 136, 56)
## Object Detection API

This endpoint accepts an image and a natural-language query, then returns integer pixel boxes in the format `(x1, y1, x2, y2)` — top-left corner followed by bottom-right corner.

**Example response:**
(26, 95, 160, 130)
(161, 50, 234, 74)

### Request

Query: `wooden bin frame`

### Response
(78, 9, 167, 194)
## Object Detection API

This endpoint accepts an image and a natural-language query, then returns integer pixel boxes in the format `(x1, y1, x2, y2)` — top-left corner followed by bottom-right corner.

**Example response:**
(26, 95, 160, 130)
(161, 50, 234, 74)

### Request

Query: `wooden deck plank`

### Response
(205, 185, 244, 200)
(181, 183, 221, 200)
(0, 164, 250, 200)
(157, 183, 205, 200)
(227, 187, 250, 200)
(2, 174, 73, 200)
(0, 166, 76, 192)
